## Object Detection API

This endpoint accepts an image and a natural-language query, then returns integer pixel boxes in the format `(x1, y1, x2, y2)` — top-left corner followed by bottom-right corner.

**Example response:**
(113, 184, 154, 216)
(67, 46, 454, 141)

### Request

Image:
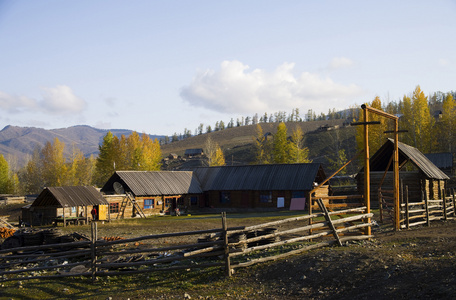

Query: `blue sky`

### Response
(1, 0, 455, 136)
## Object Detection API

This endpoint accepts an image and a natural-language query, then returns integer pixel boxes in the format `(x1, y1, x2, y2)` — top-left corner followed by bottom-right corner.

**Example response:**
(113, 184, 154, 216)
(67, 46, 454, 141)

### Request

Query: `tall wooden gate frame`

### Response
(356, 104, 401, 230)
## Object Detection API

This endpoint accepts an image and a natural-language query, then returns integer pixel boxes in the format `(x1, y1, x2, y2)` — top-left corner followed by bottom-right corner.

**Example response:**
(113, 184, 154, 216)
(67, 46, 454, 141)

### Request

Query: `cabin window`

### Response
(220, 192, 230, 203)
(165, 198, 172, 208)
(260, 192, 272, 203)
(110, 203, 119, 213)
(190, 196, 198, 206)
(292, 191, 306, 198)
(144, 199, 155, 209)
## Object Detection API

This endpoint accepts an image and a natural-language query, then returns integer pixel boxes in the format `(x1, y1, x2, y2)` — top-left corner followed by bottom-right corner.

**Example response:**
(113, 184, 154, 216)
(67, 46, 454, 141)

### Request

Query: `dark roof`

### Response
(32, 186, 108, 208)
(365, 139, 449, 180)
(424, 153, 453, 169)
(101, 171, 203, 196)
(193, 163, 326, 191)
(102, 164, 326, 196)
(185, 148, 204, 156)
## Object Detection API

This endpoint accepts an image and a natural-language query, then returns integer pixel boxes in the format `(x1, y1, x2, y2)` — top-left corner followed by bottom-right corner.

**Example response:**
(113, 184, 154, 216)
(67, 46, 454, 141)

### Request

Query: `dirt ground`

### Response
(234, 219, 456, 299)
(2, 204, 456, 299)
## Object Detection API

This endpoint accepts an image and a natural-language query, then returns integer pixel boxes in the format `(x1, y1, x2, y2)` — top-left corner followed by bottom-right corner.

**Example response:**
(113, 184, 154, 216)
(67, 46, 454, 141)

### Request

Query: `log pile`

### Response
(0, 227, 15, 238)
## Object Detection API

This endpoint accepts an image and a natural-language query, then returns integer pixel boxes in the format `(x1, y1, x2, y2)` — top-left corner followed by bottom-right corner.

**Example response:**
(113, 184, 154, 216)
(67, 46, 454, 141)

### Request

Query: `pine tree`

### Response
(94, 131, 117, 186)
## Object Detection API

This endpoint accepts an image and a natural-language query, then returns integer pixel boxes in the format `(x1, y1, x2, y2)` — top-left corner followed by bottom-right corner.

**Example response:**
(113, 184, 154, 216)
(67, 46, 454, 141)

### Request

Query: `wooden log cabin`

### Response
(101, 163, 329, 216)
(357, 139, 450, 206)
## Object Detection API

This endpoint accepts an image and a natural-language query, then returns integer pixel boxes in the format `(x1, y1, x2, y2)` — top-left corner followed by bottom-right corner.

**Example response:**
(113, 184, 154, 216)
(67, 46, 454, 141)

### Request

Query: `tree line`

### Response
(355, 86, 456, 155)
(0, 131, 161, 195)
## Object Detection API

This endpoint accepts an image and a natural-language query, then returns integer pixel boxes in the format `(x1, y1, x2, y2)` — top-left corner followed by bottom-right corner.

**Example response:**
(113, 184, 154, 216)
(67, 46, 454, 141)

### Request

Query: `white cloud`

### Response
(0, 91, 37, 113)
(328, 57, 354, 70)
(438, 58, 450, 67)
(180, 60, 364, 115)
(0, 85, 87, 115)
(40, 85, 87, 114)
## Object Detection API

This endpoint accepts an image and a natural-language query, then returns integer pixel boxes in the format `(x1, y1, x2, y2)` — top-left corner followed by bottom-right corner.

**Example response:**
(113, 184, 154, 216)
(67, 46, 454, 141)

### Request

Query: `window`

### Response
(110, 202, 119, 213)
(292, 191, 306, 199)
(165, 198, 172, 208)
(220, 192, 230, 203)
(260, 192, 272, 203)
(144, 199, 154, 209)
(190, 196, 198, 206)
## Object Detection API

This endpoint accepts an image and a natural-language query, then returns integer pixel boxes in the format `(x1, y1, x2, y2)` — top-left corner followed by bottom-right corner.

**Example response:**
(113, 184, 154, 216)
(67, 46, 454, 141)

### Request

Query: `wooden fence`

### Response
(379, 185, 456, 229)
(0, 204, 373, 283)
(400, 187, 456, 229)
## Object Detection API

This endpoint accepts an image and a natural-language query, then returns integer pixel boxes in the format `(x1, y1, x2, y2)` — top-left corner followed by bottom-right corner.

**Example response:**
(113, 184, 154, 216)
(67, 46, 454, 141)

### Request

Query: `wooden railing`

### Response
(0, 204, 373, 283)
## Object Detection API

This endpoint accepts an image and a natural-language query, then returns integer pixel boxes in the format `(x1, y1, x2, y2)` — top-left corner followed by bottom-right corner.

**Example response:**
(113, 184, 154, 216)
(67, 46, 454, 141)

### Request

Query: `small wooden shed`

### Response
(357, 139, 450, 205)
(23, 186, 108, 226)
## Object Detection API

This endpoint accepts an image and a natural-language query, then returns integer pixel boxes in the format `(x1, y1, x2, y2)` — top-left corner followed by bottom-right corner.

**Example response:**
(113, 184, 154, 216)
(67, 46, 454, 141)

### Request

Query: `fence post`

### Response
(442, 188, 447, 220)
(453, 188, 456, 217)
(424, 189, 430, 227)
(405, 185, 409, 229)
(221, 212, 231, 277)
(91, 221, 98, 283)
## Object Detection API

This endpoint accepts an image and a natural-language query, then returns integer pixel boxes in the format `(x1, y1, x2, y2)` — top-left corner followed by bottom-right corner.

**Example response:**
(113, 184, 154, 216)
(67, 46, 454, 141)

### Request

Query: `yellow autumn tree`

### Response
(253, 124, 271, 164)
(411, 86, 434, 152)
(211, 144, 226, 166)
(290, 126, 311, 163)
(356, 96, 389, 154)
(440, 93, 456, 152)
(41, 138, 68, 186)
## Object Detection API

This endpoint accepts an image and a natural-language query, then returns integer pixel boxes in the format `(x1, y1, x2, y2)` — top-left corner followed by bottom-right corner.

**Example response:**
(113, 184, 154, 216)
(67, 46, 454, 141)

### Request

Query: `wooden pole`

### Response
(393, 118, 400, 230)
(405, 185, 409, 229)
(442, 188, 447, 220)
(91, 221, 98, 283)
(424, 188, 430, 227)
(221, 212, 231, 277)
(453, 188, 456, 217)
(362, 105, 371, 236)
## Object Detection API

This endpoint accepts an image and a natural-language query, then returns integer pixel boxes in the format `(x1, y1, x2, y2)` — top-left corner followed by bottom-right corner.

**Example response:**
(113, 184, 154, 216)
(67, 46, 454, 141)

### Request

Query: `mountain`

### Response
(0, 125, 165, 168)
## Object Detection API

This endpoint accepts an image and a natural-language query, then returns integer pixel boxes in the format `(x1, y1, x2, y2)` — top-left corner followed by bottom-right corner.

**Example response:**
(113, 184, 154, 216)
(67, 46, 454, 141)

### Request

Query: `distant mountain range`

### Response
(0, 125, 165, 168)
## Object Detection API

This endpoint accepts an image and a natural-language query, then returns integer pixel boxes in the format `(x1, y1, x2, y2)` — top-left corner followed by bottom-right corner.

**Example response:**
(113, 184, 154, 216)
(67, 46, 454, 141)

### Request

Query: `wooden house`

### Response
(184, 148, 204, 158)
(23, 186, 108, 226)
(192, 163, 328, 211)
(101, 171, 203, 217)
(357, 139, 450, 205)
(101, 163, 329, 216)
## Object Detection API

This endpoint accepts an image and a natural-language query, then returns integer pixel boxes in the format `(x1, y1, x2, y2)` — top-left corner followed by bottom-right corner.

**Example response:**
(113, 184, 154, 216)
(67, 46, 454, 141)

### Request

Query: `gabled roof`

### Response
(32, 186, 108, 208)
(101, 171, 203, 196)
(193, 163, 326, 191)
(365, 139, 449, 180)
(424, 153, 453, 169)
(101, 164, 326, 197)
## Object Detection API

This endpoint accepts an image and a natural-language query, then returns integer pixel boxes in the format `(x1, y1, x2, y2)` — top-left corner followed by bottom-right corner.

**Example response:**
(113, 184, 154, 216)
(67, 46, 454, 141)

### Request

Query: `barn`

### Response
(23, 186, 108, 226)
(357, 139, 450, 206)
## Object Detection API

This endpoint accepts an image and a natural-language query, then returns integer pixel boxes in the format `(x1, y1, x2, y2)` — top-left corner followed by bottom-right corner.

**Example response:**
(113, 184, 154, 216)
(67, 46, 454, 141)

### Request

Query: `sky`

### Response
(1, 1, 455, 136)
